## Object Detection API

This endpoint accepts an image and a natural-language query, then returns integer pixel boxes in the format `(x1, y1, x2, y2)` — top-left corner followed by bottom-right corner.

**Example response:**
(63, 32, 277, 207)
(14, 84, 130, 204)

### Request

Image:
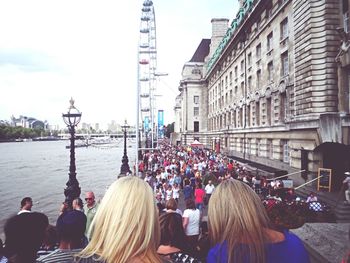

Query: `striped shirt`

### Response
(36, 248, 82, 263)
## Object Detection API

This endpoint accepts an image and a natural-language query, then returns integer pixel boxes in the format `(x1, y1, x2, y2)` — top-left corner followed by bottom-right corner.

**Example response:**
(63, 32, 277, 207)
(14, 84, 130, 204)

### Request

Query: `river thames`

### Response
(0, 140, 136, 239)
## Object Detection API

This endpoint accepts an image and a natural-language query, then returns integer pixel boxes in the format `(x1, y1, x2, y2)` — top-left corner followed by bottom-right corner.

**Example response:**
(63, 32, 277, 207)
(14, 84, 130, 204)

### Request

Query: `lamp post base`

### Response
(64, 176, 81, 208)
(120, 155, 131, 175)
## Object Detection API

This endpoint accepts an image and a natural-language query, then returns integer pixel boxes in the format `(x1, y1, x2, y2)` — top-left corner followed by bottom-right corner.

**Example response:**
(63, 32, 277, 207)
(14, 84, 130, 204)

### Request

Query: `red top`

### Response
(195, 188, 205, 204)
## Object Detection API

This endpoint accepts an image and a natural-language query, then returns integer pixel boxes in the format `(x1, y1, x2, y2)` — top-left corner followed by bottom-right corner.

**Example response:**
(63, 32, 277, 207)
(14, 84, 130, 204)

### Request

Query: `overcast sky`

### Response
(0, 0, 238, 129)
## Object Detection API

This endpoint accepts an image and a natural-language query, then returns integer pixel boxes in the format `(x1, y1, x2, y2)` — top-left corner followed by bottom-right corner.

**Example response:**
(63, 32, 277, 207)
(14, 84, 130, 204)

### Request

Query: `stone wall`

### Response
(293, 0, 340, 118)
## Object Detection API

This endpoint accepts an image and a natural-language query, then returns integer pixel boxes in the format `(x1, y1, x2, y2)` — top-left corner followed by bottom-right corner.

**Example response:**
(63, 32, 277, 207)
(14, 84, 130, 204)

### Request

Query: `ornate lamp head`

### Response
(62, 97, 82, 127)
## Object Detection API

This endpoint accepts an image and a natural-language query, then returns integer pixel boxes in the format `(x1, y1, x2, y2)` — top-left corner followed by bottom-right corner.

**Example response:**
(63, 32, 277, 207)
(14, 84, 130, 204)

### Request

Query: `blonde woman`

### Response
(207, 179, 310, 263)
(76, 176, 167, 263)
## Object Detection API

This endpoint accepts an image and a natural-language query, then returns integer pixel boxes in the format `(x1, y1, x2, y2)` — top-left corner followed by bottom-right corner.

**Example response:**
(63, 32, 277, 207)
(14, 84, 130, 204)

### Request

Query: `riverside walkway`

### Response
(138, 140, 349, 263)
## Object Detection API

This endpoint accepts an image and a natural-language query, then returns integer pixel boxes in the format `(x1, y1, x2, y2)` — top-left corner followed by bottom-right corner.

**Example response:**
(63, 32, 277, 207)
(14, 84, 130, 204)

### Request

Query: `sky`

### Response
(0, 0, 239, 130)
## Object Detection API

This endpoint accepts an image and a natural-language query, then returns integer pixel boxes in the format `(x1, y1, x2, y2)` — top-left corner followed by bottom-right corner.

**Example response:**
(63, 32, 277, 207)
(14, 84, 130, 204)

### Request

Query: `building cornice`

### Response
(205, 0, 291, 81)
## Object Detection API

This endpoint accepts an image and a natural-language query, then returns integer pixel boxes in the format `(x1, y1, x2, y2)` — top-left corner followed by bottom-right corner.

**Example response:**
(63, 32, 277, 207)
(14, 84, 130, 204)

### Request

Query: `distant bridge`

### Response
(58, 133, 136, 140)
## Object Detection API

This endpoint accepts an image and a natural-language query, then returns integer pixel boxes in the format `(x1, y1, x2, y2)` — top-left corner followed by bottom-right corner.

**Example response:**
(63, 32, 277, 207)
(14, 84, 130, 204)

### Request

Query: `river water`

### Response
(0, 140, 136, 239)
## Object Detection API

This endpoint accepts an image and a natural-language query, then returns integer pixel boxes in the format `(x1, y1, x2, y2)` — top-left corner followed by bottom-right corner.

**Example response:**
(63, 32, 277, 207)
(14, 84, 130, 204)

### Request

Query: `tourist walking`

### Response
(343, 172, 350, 204)
(37, 210, 86, 262)
(182, 199, 201, 255)
(18, 197, 33, 215)
(183, 179, 193, 200)
(158, 212, 201, 262)
(3, 212, 49, 263)
(306, 192, 318, 203)
(204, 180, 215, 205)
(194, 183, 205, 212)
(172, 184, 180, 203)
(72, 198, 84, 212)
(165, 198, 182, 216)
(83, 191, 99, 238)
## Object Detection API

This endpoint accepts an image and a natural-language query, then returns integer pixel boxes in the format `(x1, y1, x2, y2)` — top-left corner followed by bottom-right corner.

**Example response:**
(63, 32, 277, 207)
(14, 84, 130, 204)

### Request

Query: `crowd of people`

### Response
(0, 140, 316, 263)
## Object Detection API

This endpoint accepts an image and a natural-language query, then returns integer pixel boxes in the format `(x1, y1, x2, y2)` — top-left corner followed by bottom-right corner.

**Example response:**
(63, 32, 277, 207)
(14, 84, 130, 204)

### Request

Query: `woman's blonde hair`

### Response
(208, 179, 271, 263)
(79, 176, 162, 263)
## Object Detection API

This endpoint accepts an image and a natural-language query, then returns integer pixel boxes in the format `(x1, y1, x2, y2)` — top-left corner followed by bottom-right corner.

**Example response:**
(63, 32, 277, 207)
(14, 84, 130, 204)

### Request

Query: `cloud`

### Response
(0, 48, 60, 72)
(0, 0, 238, 129)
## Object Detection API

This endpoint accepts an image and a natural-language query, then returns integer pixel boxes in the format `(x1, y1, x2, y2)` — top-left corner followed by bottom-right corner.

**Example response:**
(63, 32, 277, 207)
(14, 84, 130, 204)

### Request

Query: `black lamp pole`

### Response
(62, 98, 82, 208)
(120, 120, 131, 175)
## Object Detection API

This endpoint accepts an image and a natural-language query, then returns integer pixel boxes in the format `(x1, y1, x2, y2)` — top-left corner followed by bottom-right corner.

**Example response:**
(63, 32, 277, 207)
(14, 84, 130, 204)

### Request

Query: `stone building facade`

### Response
(175, 0, 350, 191)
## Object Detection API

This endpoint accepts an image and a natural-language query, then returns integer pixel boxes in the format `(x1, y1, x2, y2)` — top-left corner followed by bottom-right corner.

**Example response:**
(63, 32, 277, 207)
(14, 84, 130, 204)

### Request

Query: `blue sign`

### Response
(158, 110, 164, 138)
(144, 116, 149, 131)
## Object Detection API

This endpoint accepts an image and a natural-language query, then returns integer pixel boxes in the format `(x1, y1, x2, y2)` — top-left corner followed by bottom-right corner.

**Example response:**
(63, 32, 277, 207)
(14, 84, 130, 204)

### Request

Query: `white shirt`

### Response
(205, 184, 215, 194)
(344, 177, 350, 188)
(166, 189, 173, 201)
(183, 209, 200, 236)
(173, 188, 180, 199)
(306, 196, 318, 203)
(18, 209, 31, 215)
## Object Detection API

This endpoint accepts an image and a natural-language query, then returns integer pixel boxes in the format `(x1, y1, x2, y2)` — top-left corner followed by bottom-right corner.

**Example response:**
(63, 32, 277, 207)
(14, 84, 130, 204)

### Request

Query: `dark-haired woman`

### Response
(158, 212, 201, 263)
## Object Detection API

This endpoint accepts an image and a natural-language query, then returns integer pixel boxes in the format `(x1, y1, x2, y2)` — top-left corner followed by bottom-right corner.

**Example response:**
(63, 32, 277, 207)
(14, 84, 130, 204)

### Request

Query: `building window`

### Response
(232, 110, 236, 128)
(267, 139, 273, 158)
(280, 18, 288, 40)
(256, 43, 261, 59)
(194, 121, 199, 132)
(241, 60, 244, 73)
(248, 76, 252, 92)
(235, 66, 238, 79)
(282, 140, 289, 163)
(194, 107, 199, 116)
(267, 32, 273, 51)
(344, 0, 349, 12)
(225, 76, 228, 87)
(344, 12, 350, 33)
(239, 109, 243, 127)
(247, 138, 251, 154)
(230, 90, 233, 102)
(344, 0, 349, 33)
(266, 97, 271, 126)
(229, 71, 233, 84)
(256, 139, 261, 156)
(280, 92, 287, 122)
(268, 61, 274, 82)
(256, 70, 261, 89)
(194, 95, 199, 104)
(247, 104, 251, 127)
(255, 101, 260, 126)
(281, 52, 289, 77)
(241, 81, 244, 95)
(248, 52, 252, 67)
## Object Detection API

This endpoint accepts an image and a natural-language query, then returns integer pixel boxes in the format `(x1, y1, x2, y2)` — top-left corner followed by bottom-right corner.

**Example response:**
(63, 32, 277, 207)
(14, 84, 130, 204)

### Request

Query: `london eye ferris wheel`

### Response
(136, 0, 157, 162)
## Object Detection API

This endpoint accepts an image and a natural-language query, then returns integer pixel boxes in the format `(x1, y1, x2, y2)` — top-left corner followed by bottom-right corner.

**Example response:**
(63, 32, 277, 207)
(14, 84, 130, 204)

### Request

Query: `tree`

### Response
(0, 125, 52, 140)
(164, 122, 174, 138)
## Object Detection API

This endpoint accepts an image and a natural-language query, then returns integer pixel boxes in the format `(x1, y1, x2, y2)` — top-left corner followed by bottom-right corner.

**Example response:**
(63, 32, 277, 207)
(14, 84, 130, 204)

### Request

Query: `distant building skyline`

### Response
(10, 115, 47, 130)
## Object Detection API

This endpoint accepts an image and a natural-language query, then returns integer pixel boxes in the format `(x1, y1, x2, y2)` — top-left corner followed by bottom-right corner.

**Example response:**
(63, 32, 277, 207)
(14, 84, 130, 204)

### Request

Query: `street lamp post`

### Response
(62, 98, 82, 208)
(120, 120, 131, 175)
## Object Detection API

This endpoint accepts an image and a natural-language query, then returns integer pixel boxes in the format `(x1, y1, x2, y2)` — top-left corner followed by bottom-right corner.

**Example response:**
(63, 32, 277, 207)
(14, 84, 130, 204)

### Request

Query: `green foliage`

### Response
(164, 122, 174, 138)
(0, 125, 51, 140)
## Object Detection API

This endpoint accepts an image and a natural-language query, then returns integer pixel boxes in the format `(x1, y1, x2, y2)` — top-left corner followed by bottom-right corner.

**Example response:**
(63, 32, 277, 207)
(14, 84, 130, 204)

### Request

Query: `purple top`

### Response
(207, 229, 310, 263)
